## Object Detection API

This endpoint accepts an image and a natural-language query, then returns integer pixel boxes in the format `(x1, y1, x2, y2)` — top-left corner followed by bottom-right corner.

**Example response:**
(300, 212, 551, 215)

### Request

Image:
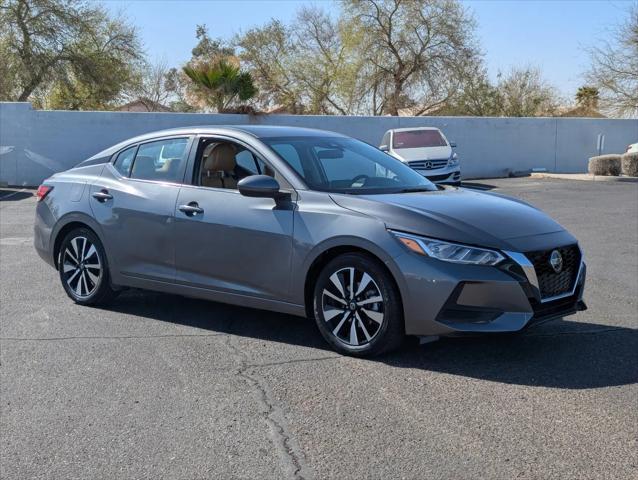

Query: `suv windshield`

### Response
(263, 136, 437, 194)
(393, 130, 447, 149)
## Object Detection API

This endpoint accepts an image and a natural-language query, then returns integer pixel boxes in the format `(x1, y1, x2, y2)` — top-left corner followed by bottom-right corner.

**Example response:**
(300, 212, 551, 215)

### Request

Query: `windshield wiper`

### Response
(396, 187, 434, 193)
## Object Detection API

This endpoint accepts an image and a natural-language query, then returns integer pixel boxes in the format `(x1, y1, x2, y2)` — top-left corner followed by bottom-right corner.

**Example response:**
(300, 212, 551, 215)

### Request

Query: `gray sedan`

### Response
(34, 126, 586, 356)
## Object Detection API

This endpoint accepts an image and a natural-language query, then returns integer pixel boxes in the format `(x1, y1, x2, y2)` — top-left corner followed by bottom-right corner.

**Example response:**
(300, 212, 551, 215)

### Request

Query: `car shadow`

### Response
(460, 182, 498, 190)
(102, 289, 638, 390)
(0, 189, 34, 201)
(381, 326, 638, 389)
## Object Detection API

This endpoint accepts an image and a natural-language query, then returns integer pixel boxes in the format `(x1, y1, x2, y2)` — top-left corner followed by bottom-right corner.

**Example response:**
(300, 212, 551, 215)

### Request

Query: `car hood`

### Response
(392, 146, 451, 161)
(330, 187, 573, 252)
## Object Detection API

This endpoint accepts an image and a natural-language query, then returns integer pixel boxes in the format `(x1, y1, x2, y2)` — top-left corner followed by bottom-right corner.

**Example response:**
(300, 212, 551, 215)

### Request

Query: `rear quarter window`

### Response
(113, 146, 137, 177)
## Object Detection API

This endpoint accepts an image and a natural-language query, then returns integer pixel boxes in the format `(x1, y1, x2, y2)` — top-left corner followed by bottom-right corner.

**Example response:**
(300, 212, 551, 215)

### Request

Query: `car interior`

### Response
(195, 138, 275, 189)
(123, 138, 190, 183)
(266, 139, 408, 191)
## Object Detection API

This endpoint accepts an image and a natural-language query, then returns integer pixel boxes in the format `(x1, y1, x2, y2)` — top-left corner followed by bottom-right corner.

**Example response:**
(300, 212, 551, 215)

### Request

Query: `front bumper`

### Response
(413, 165, 460, 185)
(392, 246, 586, 336)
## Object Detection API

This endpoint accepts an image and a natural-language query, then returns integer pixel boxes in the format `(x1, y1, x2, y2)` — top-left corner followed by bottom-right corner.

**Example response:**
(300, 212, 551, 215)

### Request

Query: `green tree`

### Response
(236, 19, 304, 112)
(341, 0, 481, 115)
(442, 66, 560, 117)
(575, 86, 600, 109)
(191, 24, 234, 59)
(0, 0, 143, 109)
(495, 67, 560, 117)
(586, 5, 638, 117)
(237, 0, 481, 116)
(442, 65, 501, 116)
(183, 59, 257, 112)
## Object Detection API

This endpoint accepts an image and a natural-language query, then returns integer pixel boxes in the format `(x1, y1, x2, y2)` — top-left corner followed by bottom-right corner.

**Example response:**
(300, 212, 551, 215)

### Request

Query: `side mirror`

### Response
(450, 142, 457, 148)
(379, 144, 389, 152)
(238, 175, 282, 199)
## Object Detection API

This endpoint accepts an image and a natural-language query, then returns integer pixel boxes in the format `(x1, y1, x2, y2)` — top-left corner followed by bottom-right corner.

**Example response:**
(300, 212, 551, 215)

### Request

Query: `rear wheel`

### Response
(58, 227, 115, 305)
(313, 253, 404, 357)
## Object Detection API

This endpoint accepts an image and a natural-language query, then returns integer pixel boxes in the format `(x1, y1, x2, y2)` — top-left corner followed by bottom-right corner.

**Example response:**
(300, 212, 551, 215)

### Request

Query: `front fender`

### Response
(291, 229, 410, 314)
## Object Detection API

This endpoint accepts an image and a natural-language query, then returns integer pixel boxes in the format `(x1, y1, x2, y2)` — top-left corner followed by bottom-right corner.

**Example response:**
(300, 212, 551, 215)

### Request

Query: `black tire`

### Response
(313, 253, 404, 357)
(58, 227, 116, 305)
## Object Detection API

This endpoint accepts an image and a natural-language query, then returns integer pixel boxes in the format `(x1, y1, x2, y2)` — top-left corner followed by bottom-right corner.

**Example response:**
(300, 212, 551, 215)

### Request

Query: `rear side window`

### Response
(130, 138, 190, 183)
(114, 146, 136, 177)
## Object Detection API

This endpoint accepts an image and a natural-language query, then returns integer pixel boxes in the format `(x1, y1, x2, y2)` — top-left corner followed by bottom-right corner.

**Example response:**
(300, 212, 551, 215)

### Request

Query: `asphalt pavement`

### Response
(1, 178, 637, 479)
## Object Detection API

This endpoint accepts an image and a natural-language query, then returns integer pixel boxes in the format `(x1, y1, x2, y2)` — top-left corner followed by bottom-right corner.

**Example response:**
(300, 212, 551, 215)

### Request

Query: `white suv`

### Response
(380, 127, 460, 185)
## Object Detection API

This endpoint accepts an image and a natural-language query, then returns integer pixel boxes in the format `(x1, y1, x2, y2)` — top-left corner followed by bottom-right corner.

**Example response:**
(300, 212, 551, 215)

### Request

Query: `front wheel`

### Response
(313, 253, 404, 357)
(58, 227, 115, 305)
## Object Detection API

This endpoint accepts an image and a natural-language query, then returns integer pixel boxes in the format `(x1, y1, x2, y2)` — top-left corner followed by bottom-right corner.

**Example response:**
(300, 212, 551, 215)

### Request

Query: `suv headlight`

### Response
(448, 153, 459, 167)
(390, 230, 504, 266)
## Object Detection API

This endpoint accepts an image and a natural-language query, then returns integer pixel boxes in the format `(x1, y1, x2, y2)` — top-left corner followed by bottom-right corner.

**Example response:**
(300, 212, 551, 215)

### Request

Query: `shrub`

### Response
(588, 154, 621, 176)
(621, 152, 638, 177)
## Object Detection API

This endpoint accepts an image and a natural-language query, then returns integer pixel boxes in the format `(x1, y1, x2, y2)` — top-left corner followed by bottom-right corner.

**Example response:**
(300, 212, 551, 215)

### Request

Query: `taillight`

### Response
(35, 185, 53, 202)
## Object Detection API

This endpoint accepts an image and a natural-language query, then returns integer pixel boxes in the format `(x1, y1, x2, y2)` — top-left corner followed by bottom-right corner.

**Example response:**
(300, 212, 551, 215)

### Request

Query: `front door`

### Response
(173, 138, 295, 301)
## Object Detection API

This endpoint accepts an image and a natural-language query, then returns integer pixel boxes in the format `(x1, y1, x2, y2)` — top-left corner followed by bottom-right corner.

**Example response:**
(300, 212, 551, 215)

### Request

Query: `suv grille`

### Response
(526, 245, 581, 299)
(408, 159, 448, 170)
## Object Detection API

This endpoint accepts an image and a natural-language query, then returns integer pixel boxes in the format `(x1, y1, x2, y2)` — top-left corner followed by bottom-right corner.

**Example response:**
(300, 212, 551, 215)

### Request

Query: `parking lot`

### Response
(1, 177, 637, 479)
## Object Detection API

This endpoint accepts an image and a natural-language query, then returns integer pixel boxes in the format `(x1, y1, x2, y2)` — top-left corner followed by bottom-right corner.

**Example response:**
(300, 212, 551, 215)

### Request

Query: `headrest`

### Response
(203, 143, 237, 172)
(131, 155, 156, 177)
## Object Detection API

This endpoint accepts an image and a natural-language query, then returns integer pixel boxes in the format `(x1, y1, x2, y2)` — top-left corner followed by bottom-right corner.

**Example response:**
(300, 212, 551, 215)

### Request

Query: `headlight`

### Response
(448, 153, 459, 167)
(390, 230, 504, 266)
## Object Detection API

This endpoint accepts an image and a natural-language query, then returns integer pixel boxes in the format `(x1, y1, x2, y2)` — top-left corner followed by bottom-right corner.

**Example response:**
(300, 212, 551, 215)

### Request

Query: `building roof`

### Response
(558, 105, 607, 118)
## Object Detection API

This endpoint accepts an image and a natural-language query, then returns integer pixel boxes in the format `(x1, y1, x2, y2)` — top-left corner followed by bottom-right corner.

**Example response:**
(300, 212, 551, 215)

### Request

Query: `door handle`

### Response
(178, 202, 204, 216)
(92, 190, 113, 202)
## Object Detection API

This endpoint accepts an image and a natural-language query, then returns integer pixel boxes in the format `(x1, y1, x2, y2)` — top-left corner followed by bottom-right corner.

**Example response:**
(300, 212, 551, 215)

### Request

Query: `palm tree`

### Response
(183, 59, 257, 112)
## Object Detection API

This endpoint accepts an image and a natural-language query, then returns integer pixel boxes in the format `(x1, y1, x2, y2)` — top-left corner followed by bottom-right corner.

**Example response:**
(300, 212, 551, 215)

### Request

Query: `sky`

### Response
(102, 0, 633, 100)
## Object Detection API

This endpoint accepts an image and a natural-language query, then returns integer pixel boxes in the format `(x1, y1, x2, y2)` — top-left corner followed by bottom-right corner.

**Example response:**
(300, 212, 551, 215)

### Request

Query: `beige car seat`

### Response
(201, 143, 238, 189)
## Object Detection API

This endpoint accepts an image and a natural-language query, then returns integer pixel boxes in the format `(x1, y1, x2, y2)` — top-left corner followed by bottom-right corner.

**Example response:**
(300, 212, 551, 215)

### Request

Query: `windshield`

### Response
(263, 136, 437, 194)
(393, 130, 447, 149)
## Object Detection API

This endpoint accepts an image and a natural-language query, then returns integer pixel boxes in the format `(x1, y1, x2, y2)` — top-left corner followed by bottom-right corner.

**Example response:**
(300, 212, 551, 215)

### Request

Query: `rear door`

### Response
(89, 135, 193, 283)
(173, 136, 295, 301)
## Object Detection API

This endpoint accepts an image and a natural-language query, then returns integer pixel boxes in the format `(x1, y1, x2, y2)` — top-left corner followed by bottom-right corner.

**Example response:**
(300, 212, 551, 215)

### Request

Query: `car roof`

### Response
(129, 125, 346, 142)
(388, 127, 442, 133)
(86, 125, 347, 161)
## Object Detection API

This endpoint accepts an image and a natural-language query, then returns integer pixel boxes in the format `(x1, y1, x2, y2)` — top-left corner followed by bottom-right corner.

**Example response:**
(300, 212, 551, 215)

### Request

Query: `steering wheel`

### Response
(350, 174, 369, 187)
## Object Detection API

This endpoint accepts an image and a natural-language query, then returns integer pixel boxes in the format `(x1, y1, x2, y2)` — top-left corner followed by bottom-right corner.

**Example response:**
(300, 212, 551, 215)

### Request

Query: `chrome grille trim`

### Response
(505, 246, 585, 304)
(408, 158, 449, 170)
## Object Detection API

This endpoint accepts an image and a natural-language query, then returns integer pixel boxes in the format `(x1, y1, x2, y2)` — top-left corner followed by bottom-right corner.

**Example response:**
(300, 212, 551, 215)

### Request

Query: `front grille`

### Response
(526, 244, 581, 299)
(408, 158, 448, 170)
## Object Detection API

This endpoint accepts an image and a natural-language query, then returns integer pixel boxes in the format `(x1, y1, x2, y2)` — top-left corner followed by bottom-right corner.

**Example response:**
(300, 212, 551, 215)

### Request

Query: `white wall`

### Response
(1, 102, 636, 186)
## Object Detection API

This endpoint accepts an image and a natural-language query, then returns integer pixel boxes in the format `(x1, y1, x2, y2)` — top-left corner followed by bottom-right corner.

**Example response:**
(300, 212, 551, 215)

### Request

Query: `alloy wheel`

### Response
(61, 236, 102, 298)
(321, 267, 385, 347)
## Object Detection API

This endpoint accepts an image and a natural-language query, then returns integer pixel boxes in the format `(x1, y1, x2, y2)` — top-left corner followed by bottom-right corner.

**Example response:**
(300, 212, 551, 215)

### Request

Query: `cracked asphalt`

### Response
(1, 178, 637, 479)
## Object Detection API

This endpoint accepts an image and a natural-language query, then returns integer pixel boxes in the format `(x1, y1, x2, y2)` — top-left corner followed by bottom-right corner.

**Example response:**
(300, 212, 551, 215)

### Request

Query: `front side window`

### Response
(392, 130, 447, 149)
(196, 139, 275, 190)
(263, 136, 437, 194)
(130, 138, 189, 183)
(269, 143, 304, 176)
